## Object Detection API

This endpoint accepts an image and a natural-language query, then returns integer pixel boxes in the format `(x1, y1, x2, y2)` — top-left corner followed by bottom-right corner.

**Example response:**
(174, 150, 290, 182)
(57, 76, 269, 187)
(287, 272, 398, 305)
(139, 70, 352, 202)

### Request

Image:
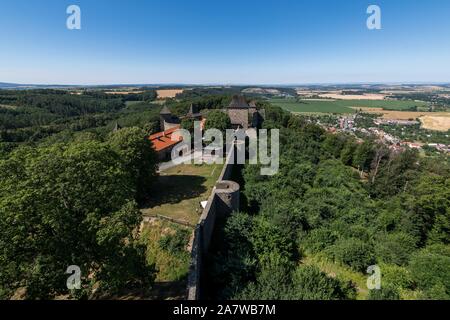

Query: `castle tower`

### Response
(160, 105, 180, 131)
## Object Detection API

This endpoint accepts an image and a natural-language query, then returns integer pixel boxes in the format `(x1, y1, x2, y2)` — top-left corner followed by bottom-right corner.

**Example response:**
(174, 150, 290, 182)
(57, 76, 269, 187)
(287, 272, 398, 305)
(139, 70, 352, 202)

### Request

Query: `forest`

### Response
(207, 104, 450, 300)
(0, 89, 249, 299)
(0, 89, 161, 299)
(0, 89, 448, 300)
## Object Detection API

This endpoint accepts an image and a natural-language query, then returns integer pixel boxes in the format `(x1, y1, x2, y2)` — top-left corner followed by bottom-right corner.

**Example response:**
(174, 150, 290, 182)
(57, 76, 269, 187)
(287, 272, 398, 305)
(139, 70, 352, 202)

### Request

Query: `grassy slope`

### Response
(141, 220, 191, 282)
(301, 253, 424, 300)
(300, 254, 369, 300)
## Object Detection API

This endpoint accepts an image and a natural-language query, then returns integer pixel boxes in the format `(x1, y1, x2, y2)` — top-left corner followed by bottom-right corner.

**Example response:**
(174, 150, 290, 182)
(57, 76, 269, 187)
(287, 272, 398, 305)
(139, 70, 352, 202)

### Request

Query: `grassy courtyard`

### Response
(141, 163, 223, 226)
(138, 163, 223, 299)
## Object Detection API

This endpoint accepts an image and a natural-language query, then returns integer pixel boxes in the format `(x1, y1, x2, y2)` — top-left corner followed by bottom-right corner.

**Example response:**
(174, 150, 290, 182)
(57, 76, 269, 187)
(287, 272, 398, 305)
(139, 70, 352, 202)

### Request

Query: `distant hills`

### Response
(0, 82, 21, 88)
(0, 82, 85, 89)
(1, 82, 450, 90)
(0, 82, 193, 90)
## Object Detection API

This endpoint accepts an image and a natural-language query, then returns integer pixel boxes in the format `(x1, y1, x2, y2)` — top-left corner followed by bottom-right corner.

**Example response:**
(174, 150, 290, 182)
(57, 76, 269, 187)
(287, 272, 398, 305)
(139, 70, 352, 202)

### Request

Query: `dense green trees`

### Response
(204, 110, 231, 132)
(0, 90, 161, 148)
(0, 127, 157, 299)
(409, 245, 450, 299)
(1, 90, 449, 300)
(180, 118, 195, 132)
(209, 104, 449, 300)
(108, 127, 157, 203)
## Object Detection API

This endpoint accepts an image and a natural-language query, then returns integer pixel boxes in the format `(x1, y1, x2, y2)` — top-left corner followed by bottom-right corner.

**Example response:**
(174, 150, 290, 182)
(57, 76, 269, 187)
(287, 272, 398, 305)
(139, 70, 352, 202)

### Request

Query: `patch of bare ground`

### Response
(156, 89, 184, 99)
(420, 115, 450, 131)
(356, 107, 450, 131)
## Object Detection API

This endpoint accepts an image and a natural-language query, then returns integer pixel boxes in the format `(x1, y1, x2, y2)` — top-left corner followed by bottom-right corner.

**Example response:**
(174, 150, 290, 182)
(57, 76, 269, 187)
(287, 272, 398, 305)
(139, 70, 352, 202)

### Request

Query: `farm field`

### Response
(338, 99, 427, 110)
(269, 98, 427, 114)
(420, 114, 450, 131)
(270, 98, 356, 114)
(319, 93, 387, 100)
(354, 106, 450, 127)
(105, 90, 144, 95)
(353, 107, 435, 119)
(296, 91, 388, 100)
(156, 89, 184, 99)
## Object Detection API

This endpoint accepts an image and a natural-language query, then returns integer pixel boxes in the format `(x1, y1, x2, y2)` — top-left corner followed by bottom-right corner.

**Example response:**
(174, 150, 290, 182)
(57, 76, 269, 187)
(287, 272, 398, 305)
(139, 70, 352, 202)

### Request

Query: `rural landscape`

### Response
(0, 0, 449, 314)
(0, 84, 449, 301)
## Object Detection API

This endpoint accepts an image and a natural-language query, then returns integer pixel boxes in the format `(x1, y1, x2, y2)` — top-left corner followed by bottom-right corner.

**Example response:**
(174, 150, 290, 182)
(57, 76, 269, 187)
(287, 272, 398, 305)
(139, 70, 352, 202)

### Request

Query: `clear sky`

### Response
(1, 0, 450, 85)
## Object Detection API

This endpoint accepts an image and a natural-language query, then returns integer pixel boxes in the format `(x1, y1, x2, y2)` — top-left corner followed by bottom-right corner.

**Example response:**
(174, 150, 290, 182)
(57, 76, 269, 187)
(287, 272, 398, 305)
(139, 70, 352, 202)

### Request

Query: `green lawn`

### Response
(269, 98, 428, 114)
(141, 163, 223, 226)
(334, 99, 427, 110)
(138, 163, 223, 299)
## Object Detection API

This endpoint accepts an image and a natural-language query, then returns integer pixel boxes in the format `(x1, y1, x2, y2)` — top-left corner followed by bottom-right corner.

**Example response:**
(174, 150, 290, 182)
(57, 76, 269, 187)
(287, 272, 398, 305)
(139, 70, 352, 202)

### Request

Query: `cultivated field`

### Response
(318, 93, 388, 100)
(355, 107, 450, 131)
(295, 89, 388, 100)
(354, 106, 449, 118)
(156, 89, 184, 99)
(105, 90, 144, 95)
(269, 98, 426, 114)
(270, 98, 356, 113)
(420, 115, 450, 131)
(352, 107, 431, 119)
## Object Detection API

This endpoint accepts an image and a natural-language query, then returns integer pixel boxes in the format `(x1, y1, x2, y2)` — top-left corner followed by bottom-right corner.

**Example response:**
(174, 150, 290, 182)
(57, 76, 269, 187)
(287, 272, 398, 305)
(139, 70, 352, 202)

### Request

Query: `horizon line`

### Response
(2, 81, 450, 88)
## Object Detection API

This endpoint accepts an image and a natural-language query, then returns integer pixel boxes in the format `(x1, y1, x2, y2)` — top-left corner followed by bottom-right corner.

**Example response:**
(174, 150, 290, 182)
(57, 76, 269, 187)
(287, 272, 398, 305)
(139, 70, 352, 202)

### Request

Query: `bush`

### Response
(368, 286, 400, 300)
(409, 247, 450, 297)
(379, 263, 414, 291)
(375, 232, 417, 266)
(158, 228, 190, 255)
(251, 217, 297, 264)
(204, 110, 231, 132)
(235, 255, 293, 300)
(329, 238, 376, 272)
(302, 227, 338, 254)
(289, 265, 356, 300)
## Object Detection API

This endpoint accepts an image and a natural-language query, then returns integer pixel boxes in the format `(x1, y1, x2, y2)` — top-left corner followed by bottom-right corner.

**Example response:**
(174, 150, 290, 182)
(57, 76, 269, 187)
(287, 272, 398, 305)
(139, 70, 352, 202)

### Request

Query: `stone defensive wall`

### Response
(187, 144, 240, 300)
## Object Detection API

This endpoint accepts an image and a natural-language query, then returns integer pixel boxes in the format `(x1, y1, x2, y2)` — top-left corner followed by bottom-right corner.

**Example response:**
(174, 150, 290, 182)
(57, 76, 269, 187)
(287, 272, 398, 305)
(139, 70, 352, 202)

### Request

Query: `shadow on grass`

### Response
(105, 278, 188, 300)
(148, 275, 188, 300)
(145, 175, 207, 207)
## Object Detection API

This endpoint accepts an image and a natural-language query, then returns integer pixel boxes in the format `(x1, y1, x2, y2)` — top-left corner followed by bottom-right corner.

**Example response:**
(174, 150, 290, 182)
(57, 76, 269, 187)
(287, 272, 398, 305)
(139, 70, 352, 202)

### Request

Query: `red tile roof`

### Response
(149, 126, 182, 152)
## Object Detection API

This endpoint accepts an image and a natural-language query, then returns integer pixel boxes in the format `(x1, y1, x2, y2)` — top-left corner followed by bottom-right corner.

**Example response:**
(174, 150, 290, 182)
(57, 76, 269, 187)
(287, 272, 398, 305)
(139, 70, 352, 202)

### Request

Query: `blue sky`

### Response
(1, 0, 450, 85)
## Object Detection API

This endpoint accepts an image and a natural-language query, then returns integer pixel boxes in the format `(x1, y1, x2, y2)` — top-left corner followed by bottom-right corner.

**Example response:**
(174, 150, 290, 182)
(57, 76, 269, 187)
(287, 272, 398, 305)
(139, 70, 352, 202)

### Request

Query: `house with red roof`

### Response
(149, 125, 183, 161)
